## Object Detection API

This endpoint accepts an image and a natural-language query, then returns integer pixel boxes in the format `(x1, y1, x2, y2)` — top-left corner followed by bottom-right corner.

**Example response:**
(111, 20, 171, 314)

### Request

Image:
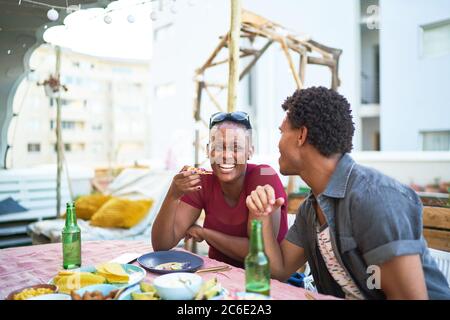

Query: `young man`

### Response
(246, 87, 450, 299)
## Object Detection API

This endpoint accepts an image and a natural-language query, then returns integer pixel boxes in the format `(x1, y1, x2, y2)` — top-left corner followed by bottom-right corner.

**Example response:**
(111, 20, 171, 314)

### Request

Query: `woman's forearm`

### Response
(151, 187, 181, 250)
(202, 228, 249, 262)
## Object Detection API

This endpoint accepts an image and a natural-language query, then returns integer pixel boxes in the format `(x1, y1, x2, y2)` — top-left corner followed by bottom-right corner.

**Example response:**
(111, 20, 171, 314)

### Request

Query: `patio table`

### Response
(0, 240, 337, 300)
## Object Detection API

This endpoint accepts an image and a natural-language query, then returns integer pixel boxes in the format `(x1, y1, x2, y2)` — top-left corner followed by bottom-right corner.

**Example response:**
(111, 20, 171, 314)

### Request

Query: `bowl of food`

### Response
(71, 284, 119, 300)
(153, 272, 202, 300)
(6, 284, 57, 300)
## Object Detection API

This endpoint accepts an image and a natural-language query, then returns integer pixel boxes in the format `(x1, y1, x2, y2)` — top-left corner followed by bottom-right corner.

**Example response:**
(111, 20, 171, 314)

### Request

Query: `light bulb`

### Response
(127, 14, 136, 23)
(104, 15, 112, 24)
(47, 8, 59, 21)
(150, 11, 157, 21)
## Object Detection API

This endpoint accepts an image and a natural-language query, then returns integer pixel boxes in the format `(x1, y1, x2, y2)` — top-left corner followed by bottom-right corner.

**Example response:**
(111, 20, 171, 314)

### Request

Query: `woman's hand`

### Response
(169, 165, 202, 199)
(185, 224, 205, 242)
(246, 184, 285, 216)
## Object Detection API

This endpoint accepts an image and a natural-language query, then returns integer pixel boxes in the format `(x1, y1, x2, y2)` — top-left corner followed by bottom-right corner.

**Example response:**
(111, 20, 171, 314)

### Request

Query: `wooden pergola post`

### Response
(227, 0, 241, 113)
(55, 46, 63, 217)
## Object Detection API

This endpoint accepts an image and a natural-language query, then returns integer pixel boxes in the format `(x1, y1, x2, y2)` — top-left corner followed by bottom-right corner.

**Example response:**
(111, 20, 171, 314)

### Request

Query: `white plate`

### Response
(28, 293, 71, 300)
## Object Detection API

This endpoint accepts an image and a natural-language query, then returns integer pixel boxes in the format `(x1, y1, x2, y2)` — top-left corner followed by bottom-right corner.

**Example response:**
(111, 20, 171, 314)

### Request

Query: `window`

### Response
(421, 131, 450, 151)
(27, 143, 40, 153)
(61, 121, 76, 130)
(53, 143, 78, 152)
(61, 99, 71, 106)
(421, 19, 450, 58)
(92, 124, 103, 130)
(49, 98, 70, 107)
(155, 82, 176, 99)
(112, 67, 132, 74)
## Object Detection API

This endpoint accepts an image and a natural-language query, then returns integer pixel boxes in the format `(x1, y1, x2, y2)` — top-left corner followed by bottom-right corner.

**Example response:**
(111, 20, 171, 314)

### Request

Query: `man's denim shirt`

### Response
(286, 153, 450, 299)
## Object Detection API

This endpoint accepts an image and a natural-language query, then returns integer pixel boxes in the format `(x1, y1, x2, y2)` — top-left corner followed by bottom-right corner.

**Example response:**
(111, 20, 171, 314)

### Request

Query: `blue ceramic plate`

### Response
(137, 251, 204, 274)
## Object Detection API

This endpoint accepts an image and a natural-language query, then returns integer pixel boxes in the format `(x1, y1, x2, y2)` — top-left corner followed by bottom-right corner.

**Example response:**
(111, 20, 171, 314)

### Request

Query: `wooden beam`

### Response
(204, 85, 224, 112)
(280, 38, 303, 90)
(227, 0, 242, 112)
(55, 45, 63, 217)
(204, 82, 228, 89)
(196, 33, 229, 74)
(307, 56, 336, 67)
(193, 81, 203, 121)
(206, 51, 253, 69)
(299, 53, 307, 85)
(239, 40, 273, 81)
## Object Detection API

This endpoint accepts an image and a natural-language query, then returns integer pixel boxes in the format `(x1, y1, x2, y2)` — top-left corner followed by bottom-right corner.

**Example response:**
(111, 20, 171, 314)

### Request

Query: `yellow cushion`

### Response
(74, 194, 112, 220)
(90, 198, 153, 229)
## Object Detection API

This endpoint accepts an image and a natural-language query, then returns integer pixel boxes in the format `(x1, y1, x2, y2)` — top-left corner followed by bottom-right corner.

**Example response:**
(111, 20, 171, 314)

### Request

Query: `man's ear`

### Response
(298, 127, 308, 147)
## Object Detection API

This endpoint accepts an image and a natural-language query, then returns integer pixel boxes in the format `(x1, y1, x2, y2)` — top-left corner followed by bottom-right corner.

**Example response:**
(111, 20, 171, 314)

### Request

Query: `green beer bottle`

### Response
(62, 201, 81, 269)
(245, 219, 270, 296)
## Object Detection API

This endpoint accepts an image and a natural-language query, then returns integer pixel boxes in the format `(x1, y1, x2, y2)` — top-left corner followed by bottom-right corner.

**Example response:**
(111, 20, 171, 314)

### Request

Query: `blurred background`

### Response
(0, 0, 449, 249)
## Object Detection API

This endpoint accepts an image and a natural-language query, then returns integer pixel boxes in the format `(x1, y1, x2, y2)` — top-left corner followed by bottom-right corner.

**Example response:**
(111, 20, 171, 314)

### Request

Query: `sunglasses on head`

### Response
(209, 111, 252, 129)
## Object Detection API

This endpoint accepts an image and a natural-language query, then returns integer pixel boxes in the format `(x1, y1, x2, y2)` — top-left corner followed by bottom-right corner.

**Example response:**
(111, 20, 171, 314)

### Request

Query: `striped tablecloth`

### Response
(0, 240, 337, 300)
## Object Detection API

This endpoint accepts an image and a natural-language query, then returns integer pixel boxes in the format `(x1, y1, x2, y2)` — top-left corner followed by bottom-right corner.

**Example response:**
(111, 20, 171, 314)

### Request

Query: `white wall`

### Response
(380, 0, 450, 151)
(245, 0, 361, 153)
(149, 0, 361, 168)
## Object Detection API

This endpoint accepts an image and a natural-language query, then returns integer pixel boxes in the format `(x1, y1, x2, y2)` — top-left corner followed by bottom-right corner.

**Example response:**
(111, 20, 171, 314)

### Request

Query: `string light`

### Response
(127, 14, 136, 23)
(104, 15, 112, 24)
(17, 0, 197, 25)
(47, 8, 59, 21)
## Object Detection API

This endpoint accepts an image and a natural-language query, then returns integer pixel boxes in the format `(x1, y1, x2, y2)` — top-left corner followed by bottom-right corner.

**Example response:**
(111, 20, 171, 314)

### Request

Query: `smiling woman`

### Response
(151, 112, 288, 268)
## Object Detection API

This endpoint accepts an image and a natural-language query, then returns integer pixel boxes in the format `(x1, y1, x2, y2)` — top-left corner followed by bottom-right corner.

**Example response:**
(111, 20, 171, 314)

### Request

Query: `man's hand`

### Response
(246, 184, 285, 216)
(184, 224, 205, 242)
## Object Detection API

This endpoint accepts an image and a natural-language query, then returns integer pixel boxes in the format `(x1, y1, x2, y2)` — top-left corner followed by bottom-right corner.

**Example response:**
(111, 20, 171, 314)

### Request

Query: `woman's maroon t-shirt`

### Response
(180, 163, 288, 268)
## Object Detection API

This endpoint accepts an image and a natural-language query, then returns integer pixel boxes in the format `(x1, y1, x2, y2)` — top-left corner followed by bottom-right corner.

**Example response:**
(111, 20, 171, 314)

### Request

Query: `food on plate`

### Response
(71, 289, 118, 300)
(13, 287, 55, 300)
(154, 261, 189, 271)
(139, 281, 157, 293)
(131, 281, 160, 300)
(95, 263, 130, 284)
(185, 166, 212, 175)
(53, 271, 106, 294)
(194, 277, 222, 300)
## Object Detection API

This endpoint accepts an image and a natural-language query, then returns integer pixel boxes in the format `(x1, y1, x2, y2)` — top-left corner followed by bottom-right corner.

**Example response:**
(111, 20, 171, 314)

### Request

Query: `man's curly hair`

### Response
(282, 86, 355, 157)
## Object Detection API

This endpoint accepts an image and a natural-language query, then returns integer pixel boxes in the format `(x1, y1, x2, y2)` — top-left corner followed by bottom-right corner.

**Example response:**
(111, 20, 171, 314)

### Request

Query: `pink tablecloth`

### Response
(0, 240, 336, 300)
